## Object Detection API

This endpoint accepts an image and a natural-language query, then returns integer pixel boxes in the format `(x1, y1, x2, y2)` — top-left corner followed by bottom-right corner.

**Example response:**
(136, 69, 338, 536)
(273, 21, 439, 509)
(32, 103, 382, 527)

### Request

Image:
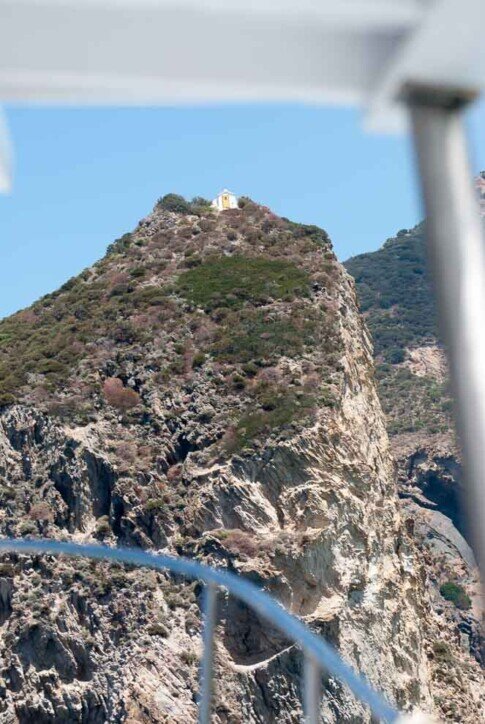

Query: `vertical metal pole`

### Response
(303, 653, 320, 724)
(407, 86, 485, 574)
(198, 582, 218, 724)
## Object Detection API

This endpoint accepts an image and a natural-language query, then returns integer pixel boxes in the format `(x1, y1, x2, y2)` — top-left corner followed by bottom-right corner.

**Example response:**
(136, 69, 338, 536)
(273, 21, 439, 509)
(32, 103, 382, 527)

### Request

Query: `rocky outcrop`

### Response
(344, 181, 485, 721)
(400, 345, 448, 383)
(393, 434, 465, 539)
(393, 432, 483, 670)
(0, 198, 483, 721)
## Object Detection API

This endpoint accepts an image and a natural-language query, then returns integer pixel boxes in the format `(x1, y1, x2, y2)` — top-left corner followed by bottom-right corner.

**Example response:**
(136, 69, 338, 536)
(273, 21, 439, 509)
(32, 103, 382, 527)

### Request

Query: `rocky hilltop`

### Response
(0, 195, 483, 722)
(345, 175, 485, 689)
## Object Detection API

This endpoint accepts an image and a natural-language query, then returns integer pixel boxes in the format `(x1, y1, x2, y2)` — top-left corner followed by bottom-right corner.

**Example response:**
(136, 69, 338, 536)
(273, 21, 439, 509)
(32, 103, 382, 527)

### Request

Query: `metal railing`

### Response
(0, 538, 420, 723)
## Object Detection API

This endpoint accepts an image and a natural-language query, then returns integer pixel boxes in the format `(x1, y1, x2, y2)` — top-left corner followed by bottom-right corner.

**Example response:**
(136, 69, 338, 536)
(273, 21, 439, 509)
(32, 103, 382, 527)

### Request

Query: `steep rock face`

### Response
(345, 182, 485, 719)
(0, 197, 481, 721)
(393, 433, 483, 668)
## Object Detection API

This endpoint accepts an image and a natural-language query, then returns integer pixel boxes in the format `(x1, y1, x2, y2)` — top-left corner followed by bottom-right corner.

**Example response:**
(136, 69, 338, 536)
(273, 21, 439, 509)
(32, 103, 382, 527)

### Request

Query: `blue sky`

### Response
(0, 101, 484, 318)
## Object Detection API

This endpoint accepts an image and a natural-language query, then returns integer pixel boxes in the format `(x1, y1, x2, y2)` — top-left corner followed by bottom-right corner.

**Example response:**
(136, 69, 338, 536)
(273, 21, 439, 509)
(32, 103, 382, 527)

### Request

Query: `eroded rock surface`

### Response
(345, 183, 485, 722)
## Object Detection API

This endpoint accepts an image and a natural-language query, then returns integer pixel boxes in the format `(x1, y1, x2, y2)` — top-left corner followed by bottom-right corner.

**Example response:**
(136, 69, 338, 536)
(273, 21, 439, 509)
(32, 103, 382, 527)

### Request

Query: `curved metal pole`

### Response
(0, 538, 400, 722)
(407, 86, 485, 574)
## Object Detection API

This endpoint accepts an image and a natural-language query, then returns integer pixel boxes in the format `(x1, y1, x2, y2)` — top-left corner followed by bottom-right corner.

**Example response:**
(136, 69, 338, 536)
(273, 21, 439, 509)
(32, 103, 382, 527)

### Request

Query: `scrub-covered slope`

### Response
(344, 222, 450, 437)
(0, 195, 482, 722)
(345, 173, 485, 438)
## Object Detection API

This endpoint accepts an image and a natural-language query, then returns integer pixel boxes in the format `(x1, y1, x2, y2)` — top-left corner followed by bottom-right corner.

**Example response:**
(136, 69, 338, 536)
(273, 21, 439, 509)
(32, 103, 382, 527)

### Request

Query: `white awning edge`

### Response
(365, 0, 485, 132)
(0, 107, 12, 193)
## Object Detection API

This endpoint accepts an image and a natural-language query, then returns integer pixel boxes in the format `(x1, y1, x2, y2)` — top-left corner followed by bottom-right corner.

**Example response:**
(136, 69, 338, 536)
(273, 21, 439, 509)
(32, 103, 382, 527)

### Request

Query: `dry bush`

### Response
(16, 309, 38, 324)
(302, 372, 321, 391)
(199, 219, 215, 233)
(193, 319, 218, 344)
(130, 313, 153, 329)
(166, 464, 183, 483)
(103, 377, 140, 411)
(113, 441, 137, 466)
(149, 232, 171, 249)
(183, 343, 194, 375)
(137, 445, 156, 464)
(221, 426, 238, 454)
(29, 501, 54, 523)
(219, 529, 273, 559)
(106, 271, 129, 286)
(69, 339, 86, 355)
(217, 529, 308, 561)
(44, 395, 89, 420)
(177, 226, 193, 240)
(110, 323, 133, 344)
(255, 367, 281, 385)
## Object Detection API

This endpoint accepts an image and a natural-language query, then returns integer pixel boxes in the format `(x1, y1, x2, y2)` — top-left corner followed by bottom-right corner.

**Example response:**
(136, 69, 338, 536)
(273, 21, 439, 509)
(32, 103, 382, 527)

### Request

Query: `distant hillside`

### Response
(344, 223, 452, 436)
(345, 174, 485, 437)
(344, 223, 436, 359)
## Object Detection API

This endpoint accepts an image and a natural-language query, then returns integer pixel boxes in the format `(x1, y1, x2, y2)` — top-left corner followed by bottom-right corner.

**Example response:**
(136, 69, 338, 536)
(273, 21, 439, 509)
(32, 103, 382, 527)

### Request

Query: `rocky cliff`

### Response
(345, 176, 485, 717)
(0, 196, 482, 722)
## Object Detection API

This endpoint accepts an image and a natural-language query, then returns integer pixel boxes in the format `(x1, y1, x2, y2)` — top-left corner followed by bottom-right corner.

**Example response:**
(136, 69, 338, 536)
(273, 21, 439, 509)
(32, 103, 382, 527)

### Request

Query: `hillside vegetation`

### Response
(345, 223, 436, 358)
(0, 195, 339, 450)
(345, 224, 452, 435)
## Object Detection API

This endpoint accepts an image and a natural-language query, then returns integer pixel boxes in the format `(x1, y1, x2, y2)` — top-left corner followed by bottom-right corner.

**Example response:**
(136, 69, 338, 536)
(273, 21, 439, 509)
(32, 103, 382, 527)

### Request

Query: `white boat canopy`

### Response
(0, 0, 484, 189)
(0, 0, 484, 581)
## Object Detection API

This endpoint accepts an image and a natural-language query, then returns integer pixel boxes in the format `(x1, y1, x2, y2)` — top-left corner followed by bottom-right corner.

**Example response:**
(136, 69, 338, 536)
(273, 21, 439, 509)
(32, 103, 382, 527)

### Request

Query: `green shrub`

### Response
(386, 347, 405, 364)
(95, 516, 111, 538)
(133, 287, 167, 307)
(190, 197, 212, 214)
(439, 581, 471, 610)
(176, 255, 310, 312)
(432, 640, 453, 663)
(147, 622, 169, 637)
(376, 365, 451, 436)
(130, 266, 146, 278)
(37, 359, 65, 374)
(241, 361, 259, 377)
(184, 256, 202, 269)
(226, 390, 315, 452)
(190, 196, 211, 207)
(18, 519, 38, 536)
(106, 232, 133, 256)
(144, 498, 165, 512)
(192, 352, 206, 368)
(59, 277, 78, 293)
(232, 373, 246, 390)
(344, 222, 453, 438)
(345, 223, 433, 344)
(157, 193, 191, 214)
(212, 307, 316, 364)
(180, 650, 198, 666)
(285, 221, 330, 247)
(0, 392, 16, 406)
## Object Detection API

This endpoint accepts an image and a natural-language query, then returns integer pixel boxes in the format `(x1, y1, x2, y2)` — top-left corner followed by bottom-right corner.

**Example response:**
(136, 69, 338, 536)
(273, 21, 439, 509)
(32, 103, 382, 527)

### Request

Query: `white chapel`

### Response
(211, 189, 238, 211)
